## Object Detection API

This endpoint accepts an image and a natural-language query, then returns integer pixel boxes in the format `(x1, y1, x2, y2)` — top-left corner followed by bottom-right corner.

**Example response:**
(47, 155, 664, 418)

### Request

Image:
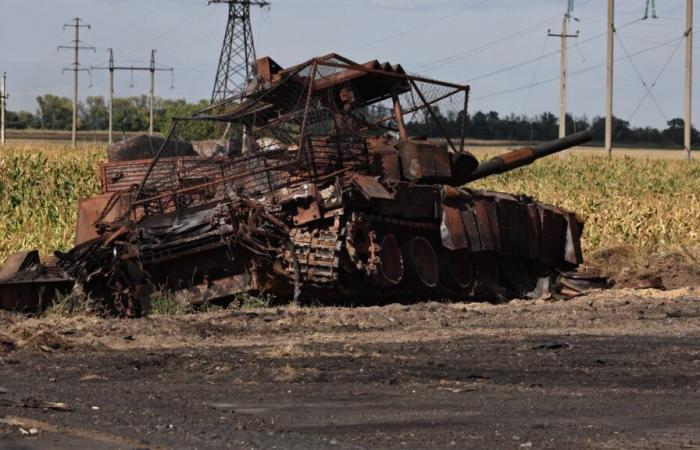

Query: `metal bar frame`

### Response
(409, 79, 459, 153)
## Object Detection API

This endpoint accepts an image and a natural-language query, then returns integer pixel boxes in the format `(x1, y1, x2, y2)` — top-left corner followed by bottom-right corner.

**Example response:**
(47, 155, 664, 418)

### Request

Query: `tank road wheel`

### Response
(368, 233, 404, 287)
(402, 237, 440, 289)
(472, 252, 500, 287)
(500, 257, 538, 296)
(439, 249, 475, 292)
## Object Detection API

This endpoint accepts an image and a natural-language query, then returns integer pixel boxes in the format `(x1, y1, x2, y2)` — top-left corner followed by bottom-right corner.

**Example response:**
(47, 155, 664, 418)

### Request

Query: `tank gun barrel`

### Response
(464, 129, 593, 182)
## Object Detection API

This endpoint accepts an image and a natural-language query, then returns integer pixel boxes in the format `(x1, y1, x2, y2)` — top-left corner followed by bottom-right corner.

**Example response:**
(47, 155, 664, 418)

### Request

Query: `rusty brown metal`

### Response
(398, 140, 452, 182)
(0, 52, 597, 316)
(402, 237, 439, 289)
(0, 251, 40, 280)
(0, 252, 73, 313)
(352, 174, 394, 201)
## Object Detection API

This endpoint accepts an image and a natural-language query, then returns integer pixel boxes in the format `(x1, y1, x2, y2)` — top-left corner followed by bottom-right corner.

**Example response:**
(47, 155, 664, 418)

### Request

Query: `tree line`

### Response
(5, 94, 208, 134)
(5, 94, 699, 147)
(405, 109, 700, 147)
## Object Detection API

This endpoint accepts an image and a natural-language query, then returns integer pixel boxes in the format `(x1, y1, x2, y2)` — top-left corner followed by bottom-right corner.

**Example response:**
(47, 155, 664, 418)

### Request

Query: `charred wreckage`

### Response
(0, 53, 603, 317)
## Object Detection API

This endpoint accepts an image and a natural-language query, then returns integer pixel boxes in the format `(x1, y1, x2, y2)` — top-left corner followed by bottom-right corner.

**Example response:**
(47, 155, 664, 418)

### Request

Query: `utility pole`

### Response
(685, 0, 693, 161)
(1, 72, 6, 145)
(209, 0, 270, 103)
(108, 49, 114, 144)
(605, 0, 615, 157)
(549, 2, 579, 140)
(149, 50, 156, 135)
(58, 18, 95, 148)
(93, 49, 173, 140)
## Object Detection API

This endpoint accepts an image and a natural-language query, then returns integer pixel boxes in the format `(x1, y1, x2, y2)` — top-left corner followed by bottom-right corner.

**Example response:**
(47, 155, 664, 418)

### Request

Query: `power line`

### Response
(614, 36, 684, 144)
(511, 35, 549, 137)
(464, 18, 643, 85)
(340, 0, 491, 53)
(470, 31, 694, 103)
(411, 0, 591, 73)
(615, 32, 669, 122)
(414, 14, 562, 72)
(115, 6, 215, 54)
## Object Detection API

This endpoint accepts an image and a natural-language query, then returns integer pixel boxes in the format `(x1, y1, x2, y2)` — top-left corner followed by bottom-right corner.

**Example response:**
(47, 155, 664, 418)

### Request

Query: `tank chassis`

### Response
(54, 53, 593, 317)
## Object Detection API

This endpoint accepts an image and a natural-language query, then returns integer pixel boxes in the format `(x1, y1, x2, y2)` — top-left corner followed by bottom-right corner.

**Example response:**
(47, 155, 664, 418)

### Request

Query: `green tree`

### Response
(662, 118, 700, 146)
(5, 110, 39, 129)
(155, 98, 219, 141)
(80, 96, 109, 130)
(113, 96, 150, 132)
(35, 95, 73, 130)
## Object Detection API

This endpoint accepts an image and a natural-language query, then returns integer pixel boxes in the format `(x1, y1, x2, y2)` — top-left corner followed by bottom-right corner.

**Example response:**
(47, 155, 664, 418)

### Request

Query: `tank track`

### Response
(281, 190, 581, 304)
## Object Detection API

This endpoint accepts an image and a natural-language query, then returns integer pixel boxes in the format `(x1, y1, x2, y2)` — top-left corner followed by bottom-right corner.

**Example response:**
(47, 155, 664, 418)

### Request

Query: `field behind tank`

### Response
(1, 140, 699, 269)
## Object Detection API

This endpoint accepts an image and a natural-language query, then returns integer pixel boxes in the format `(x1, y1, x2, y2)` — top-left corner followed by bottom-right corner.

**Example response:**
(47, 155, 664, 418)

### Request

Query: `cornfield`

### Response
(1, 142, 699, 264)
(472, 154, 700, 253)
(0, 143, 102, 260)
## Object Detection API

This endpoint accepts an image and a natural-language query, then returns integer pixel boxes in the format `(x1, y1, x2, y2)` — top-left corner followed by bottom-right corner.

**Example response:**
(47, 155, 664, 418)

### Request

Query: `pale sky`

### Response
(0, 0, 695, 128)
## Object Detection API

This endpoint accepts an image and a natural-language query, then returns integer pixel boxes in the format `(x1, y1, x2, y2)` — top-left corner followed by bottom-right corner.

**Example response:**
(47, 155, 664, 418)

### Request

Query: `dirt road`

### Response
(1, 287, 700, 449)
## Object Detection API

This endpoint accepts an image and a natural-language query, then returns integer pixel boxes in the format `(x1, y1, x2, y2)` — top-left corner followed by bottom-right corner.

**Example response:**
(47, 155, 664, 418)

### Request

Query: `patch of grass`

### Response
(42, 287, 86, 317)
(232, 293, 274, 309)
(149, 288, 187, 316)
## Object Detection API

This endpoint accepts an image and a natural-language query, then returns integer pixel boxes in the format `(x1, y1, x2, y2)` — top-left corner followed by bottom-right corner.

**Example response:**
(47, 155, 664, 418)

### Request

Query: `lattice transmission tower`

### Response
(209, 0, 270, 103)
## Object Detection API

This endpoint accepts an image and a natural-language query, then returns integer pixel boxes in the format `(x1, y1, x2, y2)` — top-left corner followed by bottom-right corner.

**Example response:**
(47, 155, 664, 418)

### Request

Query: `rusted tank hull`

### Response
(10, 54, 601, 316)
(60, 179, 583, 315)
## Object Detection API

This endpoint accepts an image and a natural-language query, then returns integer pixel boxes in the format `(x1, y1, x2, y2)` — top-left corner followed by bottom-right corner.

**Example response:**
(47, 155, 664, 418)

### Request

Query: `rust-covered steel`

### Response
(1, 53, 598, 316)
(0, 251, 73, 312)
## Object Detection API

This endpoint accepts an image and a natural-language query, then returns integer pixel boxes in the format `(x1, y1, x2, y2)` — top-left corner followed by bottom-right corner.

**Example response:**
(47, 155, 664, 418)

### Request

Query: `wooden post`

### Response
(605, 0, 615, 158)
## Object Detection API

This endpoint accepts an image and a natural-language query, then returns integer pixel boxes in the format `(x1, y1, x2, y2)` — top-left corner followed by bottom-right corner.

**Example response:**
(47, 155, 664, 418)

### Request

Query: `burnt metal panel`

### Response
(564, 213, 584, 265)
(393, 184, 439, 219)
(485, 199, 502, 252)
(398, 140, 452, 181)
(0, 251, 40, 281)
(525, 203, 542, 259)
(460, 209, 482, 252)
(540, 207, 566, 267)
(496, 199, 513, 255)
(441, 205, 469, 250)
(75, 194, 129, 246)
(473, 200, 495, 251)
(352, 175, 394, 200)
(514, 202, 530, 257)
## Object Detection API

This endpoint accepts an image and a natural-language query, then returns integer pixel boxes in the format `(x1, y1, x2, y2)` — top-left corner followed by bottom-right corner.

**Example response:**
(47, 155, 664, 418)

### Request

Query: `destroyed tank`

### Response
(52, 54, 594, 317)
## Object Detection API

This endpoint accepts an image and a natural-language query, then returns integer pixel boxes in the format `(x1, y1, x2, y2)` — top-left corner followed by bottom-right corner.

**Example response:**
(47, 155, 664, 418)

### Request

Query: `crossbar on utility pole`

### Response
(1, 72, 6, 145)
(58, 17, 95, 148)
(685, 0, 693, 161)
(549, 18, 579, 141)
(605, 0, 615, 158)
(93, 49, 173, 141)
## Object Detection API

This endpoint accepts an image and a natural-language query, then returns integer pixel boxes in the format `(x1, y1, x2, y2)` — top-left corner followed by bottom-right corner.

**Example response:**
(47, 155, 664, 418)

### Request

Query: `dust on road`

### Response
(1, 287, 700, 449)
